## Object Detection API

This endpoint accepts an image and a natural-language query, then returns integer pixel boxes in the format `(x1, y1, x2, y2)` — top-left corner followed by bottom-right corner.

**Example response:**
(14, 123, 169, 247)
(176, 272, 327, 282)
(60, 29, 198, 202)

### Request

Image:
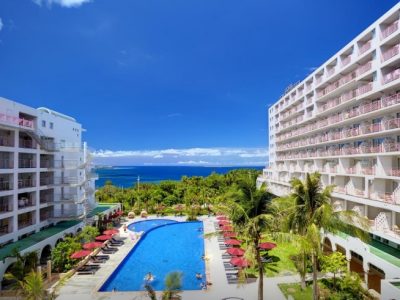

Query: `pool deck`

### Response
(55, 216, 293, 300)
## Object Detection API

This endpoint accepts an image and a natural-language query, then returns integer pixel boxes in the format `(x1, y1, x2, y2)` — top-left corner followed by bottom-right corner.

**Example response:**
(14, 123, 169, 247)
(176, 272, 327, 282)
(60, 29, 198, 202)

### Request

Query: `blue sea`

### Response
(95, 166, 263, 188)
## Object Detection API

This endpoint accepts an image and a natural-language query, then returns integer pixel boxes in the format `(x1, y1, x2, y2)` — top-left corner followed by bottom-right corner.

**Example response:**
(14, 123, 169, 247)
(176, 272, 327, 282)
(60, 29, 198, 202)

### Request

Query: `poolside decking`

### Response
(55, 216, 290, 300)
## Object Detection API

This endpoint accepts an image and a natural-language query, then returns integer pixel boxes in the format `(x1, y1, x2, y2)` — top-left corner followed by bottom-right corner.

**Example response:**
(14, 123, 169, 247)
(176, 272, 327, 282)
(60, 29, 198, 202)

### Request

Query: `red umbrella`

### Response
(230, 257, 250, 267)
(218, 220, 231, 226)
(82, 242, 104, 250)
(95, 235, 112, 241)
(216, 216, 228, 220)
(225, 239, 241, 246)
(223, 232, 237, 238)
(222, 225, 233, 231)
(70, 250, 92, 259)
(227, 248, 245, 256)
(259, 242, 277, 250)
(103, 229, 119, 235)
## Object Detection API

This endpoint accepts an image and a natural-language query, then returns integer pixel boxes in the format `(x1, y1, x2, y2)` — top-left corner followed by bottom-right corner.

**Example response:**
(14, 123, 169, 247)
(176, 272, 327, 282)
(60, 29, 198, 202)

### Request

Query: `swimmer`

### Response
(145, 272, 154, 282)
(195, 273, 203, 279)
(200, 282, 207, 290)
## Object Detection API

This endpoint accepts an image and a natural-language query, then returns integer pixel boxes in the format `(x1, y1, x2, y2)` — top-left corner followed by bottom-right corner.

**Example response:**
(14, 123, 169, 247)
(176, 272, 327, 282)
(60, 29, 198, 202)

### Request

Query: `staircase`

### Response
(23, 128, 59, 152)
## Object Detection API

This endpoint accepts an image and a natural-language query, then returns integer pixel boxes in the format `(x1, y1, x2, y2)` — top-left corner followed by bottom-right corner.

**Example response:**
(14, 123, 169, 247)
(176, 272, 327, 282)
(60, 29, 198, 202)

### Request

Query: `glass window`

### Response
(41, 120, 46, 127)
(49, 122, 54, 129)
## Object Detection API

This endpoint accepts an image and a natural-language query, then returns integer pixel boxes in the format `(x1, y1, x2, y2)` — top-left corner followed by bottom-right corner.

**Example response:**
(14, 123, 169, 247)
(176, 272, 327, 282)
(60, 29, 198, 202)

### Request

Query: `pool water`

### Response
(127, 219, 177, 233)
(99, 220, 206, 292)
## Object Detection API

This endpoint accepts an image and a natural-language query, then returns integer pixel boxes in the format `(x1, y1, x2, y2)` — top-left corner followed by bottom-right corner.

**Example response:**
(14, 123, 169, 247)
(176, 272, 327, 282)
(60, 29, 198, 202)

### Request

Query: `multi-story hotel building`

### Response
(258, 3, 400, 298)
(0, 97, 118, 287)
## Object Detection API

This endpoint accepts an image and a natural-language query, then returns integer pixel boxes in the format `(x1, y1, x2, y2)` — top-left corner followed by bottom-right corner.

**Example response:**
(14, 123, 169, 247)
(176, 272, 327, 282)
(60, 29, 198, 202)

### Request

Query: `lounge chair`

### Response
(111, 237, 124, 244)
(77, 269, 98, 275)
(93, 254, 110, 260)
(90, 256, 107, 263)
(101, 247, 118, 254)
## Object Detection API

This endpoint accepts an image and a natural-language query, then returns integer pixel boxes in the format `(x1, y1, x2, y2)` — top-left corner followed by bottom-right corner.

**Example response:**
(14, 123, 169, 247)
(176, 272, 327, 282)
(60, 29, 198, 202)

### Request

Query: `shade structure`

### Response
(95, 235, 112, 241)
(230, 257, 250, 267)
(82, 242, 104, 250)
(216, 216, 228, 220)
(227, 247, 245, 256)
(258, 242, 277, 250)
(103, 229, 119, 235)
(222, 225, 233, 231)
(223, 232, 237, 238)
(70, 250, 92, 259)
(218, 220, 231, 226)
(225, 239, 241, 246)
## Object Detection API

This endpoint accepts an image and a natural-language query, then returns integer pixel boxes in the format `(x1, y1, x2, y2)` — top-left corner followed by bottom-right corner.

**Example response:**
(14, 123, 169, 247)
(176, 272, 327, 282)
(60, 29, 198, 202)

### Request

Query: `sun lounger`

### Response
(90, 257, 107, 263)
(94, 254, 110, 260)
(111, 237, 124, 244)
(77, 269, 97, 275)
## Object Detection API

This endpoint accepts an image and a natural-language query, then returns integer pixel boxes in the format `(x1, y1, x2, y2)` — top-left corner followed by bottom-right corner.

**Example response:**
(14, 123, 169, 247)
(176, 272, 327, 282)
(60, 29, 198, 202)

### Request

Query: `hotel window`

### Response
(49, 122, 54, 129)
(41, 120, 46, 127)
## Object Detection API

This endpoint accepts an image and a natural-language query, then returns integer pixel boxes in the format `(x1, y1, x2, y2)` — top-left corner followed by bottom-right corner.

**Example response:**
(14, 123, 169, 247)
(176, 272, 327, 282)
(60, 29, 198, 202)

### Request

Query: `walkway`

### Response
(56, 216, 296, 300)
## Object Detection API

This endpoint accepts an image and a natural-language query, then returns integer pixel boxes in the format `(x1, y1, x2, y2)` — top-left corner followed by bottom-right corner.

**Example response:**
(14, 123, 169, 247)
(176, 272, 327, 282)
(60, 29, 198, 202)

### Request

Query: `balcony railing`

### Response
(19, 159, 35, 168)
(359, 41, 371, 55)
(0, 203, 12, 213)
(18, 198, 35, 209)
(18, 220, 34, 230)
(382, 44, 400, 62)
(341, 56, 351, 67)
(0, 136, 14, 147)
(0, 181, 13, 191)
(18, 178, 35, 189)
(370, 192, 397, 204)
(0, 113, 34, 129)
(40, 177, 54, 186)
(381, 21, 399, 40)
(19, 139, 36, 149)
(0, 159, 13, 169)
(0, 224, 11, 236)
(383, 68, 400, 84)
(40, 195, 54, 204)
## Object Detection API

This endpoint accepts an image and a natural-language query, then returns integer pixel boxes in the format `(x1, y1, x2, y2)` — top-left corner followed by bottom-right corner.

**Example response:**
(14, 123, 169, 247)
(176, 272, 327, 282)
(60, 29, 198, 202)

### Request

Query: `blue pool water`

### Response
(127, 219, 177, 233)
(99, 220, 205, 292)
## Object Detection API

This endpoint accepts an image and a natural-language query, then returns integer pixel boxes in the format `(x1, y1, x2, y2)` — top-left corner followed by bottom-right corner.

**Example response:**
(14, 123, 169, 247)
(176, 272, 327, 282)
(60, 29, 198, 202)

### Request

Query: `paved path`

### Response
(56, 216, 299, 300)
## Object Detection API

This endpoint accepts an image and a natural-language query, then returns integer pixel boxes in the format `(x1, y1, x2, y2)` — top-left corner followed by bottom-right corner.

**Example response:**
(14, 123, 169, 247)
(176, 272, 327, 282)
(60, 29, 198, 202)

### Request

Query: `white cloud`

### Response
(33, 0, 91, 8)
(92, 147, 268, 166)
(0, 18, 3, 32)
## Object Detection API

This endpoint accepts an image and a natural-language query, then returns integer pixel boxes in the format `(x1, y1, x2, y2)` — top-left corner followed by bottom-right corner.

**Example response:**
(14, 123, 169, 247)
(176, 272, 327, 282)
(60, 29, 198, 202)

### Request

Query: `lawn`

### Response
(279, 282, 312, 300)
(264, 242, 298, 277)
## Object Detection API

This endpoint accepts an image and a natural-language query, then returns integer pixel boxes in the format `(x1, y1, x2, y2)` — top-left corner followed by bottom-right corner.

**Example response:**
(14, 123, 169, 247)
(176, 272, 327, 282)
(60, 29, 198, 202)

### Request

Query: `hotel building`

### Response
(0, 97, 117, 286)
(257, 3, 400, 298)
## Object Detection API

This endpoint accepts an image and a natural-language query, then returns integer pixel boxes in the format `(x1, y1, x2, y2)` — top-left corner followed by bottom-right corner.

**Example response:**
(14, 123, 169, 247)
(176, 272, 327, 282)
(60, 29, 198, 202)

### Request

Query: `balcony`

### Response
(0, 181, 12, 191)
(370, 192, 398, 205)
(381, 21, 399, 40)
(0, 159, 13, 169)
(0, 135, 14, 147)
(359, 41, 371, 56)
(0, 221, 11, 236)
(18, 178, 35, 189)
(19, 159, 36, 168)
(0, 199, 12, 214)
(341, 56, 351, 67)
(0, 113, 34, 130)
(40, 177, 54, 186)
(382, 44, 400, 62)
(18, 198, 35, 209)
(362, 123, 383, 134)
(383, 67, 400, 84)
(19, 138, 36, 149)
(40, 194, 54, 204)
(18, 219, 34, 230)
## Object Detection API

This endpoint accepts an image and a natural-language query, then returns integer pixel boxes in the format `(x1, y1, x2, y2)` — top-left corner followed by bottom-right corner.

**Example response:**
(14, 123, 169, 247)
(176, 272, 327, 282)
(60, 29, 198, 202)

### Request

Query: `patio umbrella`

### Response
(70, 250, 92, 259)
(222, 225, 233, 231)
(223, 232, 237, 238)
(258, 242, 277, 250)
(82, 242, 104, 250)
(95, 235, 112, 241)
(225, 239, 242, 246)
(103, 229, 119, 235)
(230, 257, 250, 267)
(227, 247, 245, 256)
(218, 220, 231, 226)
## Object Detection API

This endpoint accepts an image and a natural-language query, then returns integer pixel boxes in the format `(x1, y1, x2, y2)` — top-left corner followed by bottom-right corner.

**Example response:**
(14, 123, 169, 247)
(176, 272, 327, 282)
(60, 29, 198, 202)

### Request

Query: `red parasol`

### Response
(222, 225, 233, 231)
(223, 232, 237, 238)
(218, 220, 231, 226)
(103, 229, 119, 235)
(216, 216, 228, 220)
(230, 257, 250, 267)
(82, 242, 104, 250)
(95, 235, 112, 241)
(70, 250, 92, 259)
(227, 247, 245, 256)
(258, 242, 277, 250)
(225, 239, 242, 246)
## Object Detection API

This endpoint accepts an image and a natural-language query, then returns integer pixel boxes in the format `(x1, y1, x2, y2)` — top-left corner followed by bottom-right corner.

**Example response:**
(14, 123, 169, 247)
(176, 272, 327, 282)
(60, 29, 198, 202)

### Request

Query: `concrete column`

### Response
(331, 242, 337, 252)
(392, 211, 396, 230)
(47, 260, 52, 282)
(364, 205, 368, 218)
(346, 251, 352, 271)
(363, 265, 369, 286)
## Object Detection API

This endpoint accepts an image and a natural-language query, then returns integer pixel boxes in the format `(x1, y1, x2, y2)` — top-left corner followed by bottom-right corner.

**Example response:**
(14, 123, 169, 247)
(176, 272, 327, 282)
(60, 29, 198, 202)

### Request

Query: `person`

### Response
(196, 273, 202, 279)
(200, 282, 207, 290)
(145, 272, 154, 282)
(123, 224, 127, 233)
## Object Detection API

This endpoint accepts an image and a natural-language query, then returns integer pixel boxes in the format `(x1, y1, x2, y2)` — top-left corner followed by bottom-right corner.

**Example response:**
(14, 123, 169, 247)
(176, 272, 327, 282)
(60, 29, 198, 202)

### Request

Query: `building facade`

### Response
(258, 3, 400, 297)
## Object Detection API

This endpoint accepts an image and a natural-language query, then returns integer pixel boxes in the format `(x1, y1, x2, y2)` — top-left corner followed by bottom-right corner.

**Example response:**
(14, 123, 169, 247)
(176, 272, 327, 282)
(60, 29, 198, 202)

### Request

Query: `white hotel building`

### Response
(0, 97, 117, 286)
(258, 3, 400, 298)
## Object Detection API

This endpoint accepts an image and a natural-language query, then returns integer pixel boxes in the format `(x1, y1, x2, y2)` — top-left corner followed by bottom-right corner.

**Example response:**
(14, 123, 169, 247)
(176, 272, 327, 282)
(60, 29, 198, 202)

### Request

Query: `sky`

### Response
(0, 0, 398, 166)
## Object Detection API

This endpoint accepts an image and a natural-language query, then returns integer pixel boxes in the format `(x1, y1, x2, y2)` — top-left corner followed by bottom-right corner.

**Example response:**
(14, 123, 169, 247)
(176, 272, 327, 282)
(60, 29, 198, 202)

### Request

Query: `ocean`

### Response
(95, 166, 263, 188)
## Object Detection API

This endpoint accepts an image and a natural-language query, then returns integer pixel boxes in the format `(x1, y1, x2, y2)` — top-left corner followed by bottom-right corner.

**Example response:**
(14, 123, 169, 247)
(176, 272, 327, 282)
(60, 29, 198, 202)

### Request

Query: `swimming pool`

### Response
(127, 218, 177, 233)
(99, 220, 205, 292)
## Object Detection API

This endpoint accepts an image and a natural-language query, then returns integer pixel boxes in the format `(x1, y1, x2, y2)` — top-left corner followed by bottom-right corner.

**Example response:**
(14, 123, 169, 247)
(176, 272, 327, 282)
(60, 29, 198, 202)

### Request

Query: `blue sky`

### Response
(0, 0, 398, 166)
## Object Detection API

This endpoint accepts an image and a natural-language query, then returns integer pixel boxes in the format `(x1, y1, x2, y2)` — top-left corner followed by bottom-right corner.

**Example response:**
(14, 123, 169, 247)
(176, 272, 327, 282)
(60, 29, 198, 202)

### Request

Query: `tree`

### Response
(6, 271, 46, 300)
(162, 272, 182, 300)
(5, 249, 39, 282)
(222, 176, 271, 300)
(321, 251, 347, 289)
(77, 226, 100, 243)
(285, 172, 368, 300)
(51, 237, 81, 272)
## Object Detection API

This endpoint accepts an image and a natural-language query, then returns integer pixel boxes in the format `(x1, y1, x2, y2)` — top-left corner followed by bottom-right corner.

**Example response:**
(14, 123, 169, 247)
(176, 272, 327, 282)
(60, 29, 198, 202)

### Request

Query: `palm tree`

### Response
(221, 176, 272, 300)
(285, 172, 368, 300)
(6, 271, 46, 300)
(162, 272, 182, 300)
